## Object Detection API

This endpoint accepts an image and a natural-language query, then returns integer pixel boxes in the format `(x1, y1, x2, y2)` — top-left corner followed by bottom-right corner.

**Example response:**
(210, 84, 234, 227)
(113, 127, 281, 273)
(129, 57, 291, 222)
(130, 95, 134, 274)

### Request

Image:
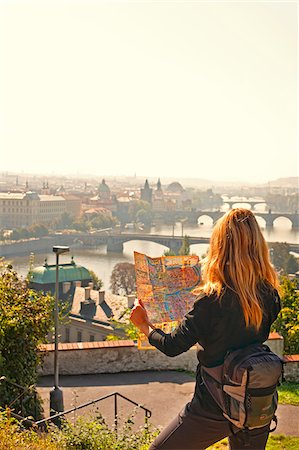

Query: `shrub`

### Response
(272, 276, 299, 354)
(0, 266, 54, 418)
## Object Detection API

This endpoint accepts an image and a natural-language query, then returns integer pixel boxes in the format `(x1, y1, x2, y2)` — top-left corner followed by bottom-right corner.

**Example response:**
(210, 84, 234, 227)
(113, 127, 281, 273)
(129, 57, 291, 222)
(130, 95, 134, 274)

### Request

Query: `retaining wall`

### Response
(38, 333, 299, 381)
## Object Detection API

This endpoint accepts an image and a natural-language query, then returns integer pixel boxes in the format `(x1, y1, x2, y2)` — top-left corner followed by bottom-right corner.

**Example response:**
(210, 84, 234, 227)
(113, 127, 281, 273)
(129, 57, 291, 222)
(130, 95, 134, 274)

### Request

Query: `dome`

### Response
(29, 259, 92, 285)
(166, 182, 184, 193)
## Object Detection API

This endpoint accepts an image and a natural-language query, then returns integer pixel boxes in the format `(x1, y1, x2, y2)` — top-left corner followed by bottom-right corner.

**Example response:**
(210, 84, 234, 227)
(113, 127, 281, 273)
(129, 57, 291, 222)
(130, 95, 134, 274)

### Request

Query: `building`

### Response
(89, 179, 117, 213)
(140, 179, 153, 204)
(0, 191, 81, 229)
(29, 257, 92, 296)
(57, 286, 136, 343)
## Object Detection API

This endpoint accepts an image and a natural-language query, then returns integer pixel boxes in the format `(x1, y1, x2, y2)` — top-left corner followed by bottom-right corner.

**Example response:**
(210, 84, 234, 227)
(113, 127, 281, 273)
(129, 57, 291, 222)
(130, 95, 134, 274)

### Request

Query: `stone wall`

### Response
(39, 333, 294, 379)
(283, 355, 299, 382)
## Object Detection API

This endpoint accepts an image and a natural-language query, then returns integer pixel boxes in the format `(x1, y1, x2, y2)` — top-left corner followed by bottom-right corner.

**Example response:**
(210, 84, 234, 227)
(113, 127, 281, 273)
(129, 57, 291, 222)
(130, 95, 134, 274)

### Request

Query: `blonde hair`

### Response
(201, 208, 280, 329)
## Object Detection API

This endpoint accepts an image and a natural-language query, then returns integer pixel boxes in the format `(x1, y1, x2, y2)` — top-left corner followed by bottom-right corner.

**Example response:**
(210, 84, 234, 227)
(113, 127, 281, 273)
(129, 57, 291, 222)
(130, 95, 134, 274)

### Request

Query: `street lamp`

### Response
(180, 218, 188, 237)
(50, 246, 69, 418)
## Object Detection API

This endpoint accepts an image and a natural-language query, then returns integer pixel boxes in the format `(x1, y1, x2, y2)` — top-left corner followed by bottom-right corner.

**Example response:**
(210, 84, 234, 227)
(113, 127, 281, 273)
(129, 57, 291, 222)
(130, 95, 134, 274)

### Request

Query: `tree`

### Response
(286, 255, 299, 275)
(128, 200, 152, 223)
(89, 269, 103, 290)
(55, 212, 74, 229)
(110, 263, 136, 295)
(163, 249, 176, 256)
(270, 242, 299, 274)
(0, 266, 54, 417)
(272, 276, 299, 354)
(179, 235, 190, 255)
(135, 208, 152, 227)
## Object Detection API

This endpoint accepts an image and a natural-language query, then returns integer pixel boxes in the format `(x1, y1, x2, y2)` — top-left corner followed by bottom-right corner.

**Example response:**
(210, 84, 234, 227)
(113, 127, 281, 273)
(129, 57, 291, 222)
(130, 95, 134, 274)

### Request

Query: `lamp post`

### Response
(180, 218, 188, 237)
(50, 245, 69, 418)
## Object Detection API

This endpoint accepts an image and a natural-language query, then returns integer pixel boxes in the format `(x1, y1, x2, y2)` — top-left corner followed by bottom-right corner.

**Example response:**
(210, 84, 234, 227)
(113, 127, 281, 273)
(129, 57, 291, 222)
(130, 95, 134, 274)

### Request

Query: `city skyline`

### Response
(0, 1, 297, 183)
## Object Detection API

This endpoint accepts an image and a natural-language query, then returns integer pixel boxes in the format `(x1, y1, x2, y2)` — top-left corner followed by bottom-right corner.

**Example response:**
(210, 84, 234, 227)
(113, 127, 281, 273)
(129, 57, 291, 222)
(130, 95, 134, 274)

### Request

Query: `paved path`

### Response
(37, 371, 299, 437)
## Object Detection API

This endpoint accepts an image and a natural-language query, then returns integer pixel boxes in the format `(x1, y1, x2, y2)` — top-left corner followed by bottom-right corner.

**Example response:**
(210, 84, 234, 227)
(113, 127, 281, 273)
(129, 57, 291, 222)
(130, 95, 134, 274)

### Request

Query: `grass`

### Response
(277, 382, 299, 406)
(207, 435, 299, 449)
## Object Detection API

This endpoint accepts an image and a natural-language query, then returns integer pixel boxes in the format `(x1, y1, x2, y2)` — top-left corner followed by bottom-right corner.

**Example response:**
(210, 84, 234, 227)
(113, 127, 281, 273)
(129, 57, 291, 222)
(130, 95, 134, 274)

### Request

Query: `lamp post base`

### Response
(50, 387, 64, 426)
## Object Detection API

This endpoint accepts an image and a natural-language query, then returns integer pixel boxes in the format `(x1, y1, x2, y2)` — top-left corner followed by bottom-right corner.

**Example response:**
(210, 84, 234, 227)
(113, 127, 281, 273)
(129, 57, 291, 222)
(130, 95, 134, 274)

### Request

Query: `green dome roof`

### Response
(30, 260, 92, 285)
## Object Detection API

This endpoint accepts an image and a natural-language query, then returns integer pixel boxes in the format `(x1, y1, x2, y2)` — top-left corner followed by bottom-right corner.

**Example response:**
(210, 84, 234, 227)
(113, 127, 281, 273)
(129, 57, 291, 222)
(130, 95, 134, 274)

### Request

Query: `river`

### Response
(8, 215, 299, 291)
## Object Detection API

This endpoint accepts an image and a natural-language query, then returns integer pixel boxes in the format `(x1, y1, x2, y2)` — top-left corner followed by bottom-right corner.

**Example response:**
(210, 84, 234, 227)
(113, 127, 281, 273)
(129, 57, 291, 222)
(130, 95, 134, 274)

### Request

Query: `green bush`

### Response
(272, 276, 299, 354)
(51, 414, 158, 450)
(0, 267, 54, 418)
(0, 410, 159, 450)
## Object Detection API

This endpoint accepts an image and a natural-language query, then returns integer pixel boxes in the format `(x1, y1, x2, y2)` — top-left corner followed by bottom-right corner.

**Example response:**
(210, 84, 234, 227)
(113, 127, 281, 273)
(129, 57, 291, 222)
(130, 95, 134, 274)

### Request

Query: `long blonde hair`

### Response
(201, 208, 279, 329)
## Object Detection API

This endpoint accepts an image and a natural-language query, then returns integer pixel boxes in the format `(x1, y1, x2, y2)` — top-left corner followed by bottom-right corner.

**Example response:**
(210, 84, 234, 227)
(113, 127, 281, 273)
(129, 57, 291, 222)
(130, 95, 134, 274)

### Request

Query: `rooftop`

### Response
(29, 258, 92, 285)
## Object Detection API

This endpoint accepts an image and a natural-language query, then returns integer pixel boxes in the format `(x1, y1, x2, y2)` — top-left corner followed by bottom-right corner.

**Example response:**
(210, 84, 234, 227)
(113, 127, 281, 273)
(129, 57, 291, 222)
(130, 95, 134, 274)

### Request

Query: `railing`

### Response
(0, 376, 38, 419)
(36, 391, 152, 434)
(0, 376, 152, 433)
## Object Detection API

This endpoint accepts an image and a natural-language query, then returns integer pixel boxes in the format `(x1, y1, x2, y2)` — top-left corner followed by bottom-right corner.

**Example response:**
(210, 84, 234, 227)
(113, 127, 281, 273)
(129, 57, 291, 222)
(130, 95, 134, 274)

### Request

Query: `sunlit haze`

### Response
(0, 1, 297, 183)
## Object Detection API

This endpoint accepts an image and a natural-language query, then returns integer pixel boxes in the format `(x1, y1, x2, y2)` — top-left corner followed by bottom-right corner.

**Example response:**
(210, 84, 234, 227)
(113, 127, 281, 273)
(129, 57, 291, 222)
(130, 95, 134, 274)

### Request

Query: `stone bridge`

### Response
(71, 232, 299, 255)
(77, 233, 210, 253)
(154, 210, 299, 229)
(222, 198, 267, 210)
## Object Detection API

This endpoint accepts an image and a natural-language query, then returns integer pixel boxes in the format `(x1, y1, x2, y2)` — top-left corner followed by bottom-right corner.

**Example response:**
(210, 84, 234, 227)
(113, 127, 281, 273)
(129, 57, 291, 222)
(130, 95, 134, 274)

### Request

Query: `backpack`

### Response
(201, 344, 284, 431)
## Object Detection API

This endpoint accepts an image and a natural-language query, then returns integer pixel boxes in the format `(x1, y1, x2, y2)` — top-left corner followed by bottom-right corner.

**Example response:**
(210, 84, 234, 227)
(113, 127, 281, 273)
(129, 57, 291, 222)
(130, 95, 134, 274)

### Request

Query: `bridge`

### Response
(71, 232, 299, 255)
(153, 210, 299, 229)
(222, 198, 268, 210)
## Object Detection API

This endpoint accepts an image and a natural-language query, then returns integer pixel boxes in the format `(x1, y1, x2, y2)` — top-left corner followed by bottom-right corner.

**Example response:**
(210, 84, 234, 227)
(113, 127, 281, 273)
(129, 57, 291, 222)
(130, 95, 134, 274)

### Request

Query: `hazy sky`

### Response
(0, 1, 297, 183)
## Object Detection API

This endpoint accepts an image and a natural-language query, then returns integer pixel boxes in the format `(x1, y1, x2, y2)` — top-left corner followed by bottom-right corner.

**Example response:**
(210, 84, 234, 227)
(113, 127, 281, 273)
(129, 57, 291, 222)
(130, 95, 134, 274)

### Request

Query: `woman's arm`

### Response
(130, 299, 205, 357)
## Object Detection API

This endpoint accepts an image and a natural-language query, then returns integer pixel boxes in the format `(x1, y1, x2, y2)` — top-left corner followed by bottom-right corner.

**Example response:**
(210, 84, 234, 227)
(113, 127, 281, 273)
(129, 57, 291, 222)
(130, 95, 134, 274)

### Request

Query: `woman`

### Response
(130, 208, 281, 450)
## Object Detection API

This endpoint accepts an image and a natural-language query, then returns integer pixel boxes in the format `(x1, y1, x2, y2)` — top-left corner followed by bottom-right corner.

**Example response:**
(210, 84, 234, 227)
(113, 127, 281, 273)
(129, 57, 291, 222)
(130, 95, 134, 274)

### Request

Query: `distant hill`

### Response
(267, 177, 299, 188)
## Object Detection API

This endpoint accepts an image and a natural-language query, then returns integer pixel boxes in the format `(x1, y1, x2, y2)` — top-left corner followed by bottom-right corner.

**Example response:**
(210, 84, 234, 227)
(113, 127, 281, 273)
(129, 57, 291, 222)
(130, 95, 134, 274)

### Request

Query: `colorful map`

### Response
(134, 252, 202, 324)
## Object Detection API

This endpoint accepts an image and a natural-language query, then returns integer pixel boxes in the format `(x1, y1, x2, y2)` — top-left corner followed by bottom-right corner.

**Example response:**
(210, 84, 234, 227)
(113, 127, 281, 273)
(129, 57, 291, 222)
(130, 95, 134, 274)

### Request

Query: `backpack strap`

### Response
(269, 415, 278, 433)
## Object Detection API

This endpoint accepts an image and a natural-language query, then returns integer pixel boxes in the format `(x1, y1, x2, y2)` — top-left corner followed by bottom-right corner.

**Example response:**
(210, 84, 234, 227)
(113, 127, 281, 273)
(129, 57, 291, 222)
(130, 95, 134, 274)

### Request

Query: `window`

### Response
(90, 335, 95, 342)
(77, 331, 82, 342)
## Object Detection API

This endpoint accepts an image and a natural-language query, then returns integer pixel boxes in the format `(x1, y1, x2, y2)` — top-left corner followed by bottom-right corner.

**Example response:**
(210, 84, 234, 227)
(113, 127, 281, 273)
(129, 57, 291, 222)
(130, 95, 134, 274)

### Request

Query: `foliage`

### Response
(0, 411, 59, 450)
(106, 308, 140, 341)
(265, 192, 299, 214)
(271, 276, 299, 354)
(277, 382, 299, 406)
(135, 208, 152, 227)
(0, 267, 54, 417)
(163, 249, 176, 256)
(88, 213, 117, 230)
(110, 263, 136, 295)
(54, 212, 74, 229)
(179, 235, 190, 255)
(9, 224, 49, 241)
(192, 188, 223, 210)
(88, 270, 103, 290)
(127, 200, 153, 227)
(269, 242, 299, 274)
(54, 211, 117, 232)
(52, 412, 159, 450)
(0, 410, 159, 450)
(1, 410, 299, 450)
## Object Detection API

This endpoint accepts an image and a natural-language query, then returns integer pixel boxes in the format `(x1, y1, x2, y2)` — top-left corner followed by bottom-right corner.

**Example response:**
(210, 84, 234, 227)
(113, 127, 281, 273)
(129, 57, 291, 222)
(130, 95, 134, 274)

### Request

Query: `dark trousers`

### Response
(149, 401, 270, 450)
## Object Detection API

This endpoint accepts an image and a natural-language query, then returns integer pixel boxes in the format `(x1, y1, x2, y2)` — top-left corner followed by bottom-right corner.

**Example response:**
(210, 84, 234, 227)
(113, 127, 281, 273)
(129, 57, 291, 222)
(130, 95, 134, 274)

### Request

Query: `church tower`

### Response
(140, 179, 153, 204)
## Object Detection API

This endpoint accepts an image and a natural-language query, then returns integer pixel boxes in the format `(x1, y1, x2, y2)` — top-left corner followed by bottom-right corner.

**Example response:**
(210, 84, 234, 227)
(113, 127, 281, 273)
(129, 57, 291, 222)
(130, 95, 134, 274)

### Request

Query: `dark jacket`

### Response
(148, 283, 281, 414)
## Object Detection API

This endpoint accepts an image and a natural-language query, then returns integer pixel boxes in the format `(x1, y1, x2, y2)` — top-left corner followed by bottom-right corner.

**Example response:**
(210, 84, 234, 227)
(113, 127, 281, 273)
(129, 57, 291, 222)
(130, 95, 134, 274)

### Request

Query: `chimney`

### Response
(88, 282, 94, 289)
(80, 299, 96, 318)
(63, 281, 71, 294)
(84, 287, 91, 301)
(74, 280, 81, 287)
(127, 294, 136, 309)
(98, 290, 105, 304)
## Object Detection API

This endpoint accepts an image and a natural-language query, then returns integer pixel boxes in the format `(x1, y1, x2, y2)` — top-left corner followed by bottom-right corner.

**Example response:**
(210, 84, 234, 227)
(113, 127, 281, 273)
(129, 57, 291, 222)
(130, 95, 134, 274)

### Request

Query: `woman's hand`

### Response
(130, 299, 153, 337)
